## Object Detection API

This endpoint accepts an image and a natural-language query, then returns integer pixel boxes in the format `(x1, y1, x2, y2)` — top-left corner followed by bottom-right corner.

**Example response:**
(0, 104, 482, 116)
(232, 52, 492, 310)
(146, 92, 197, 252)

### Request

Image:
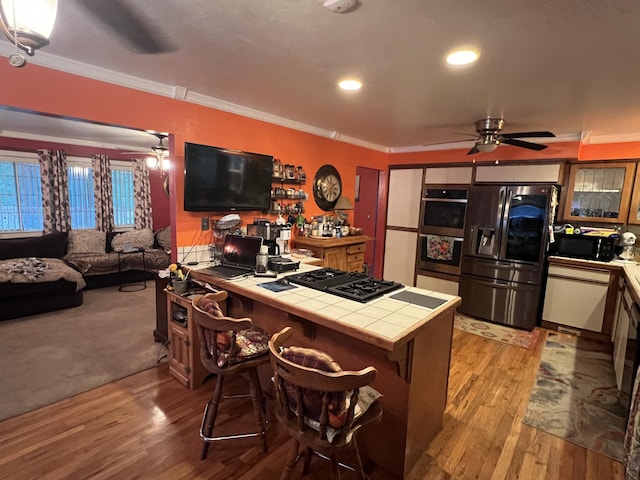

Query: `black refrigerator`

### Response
(458, 184, 558, 330)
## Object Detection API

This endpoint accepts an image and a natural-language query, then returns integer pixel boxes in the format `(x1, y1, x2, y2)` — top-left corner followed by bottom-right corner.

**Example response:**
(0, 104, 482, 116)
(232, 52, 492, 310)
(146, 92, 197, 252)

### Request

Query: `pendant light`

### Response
(0, 0, 58, 56)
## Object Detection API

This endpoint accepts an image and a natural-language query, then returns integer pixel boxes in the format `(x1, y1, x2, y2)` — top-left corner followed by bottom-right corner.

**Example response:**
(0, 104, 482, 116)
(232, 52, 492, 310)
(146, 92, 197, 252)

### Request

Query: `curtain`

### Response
(38, 149, 71, 233)
(133, 158, 153, 229)
(91, 154, 114, 232)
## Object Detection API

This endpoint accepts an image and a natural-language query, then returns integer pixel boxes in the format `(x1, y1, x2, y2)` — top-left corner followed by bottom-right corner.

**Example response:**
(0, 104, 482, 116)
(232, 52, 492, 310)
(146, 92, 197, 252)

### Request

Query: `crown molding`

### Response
(0, 45, 387, 152)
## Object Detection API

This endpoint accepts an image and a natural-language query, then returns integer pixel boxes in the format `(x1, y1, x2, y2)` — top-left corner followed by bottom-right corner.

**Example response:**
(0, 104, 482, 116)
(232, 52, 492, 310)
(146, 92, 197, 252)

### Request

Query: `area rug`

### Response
(523, 332, 627, 460)
(454, 313, 541, 349)
(0, 282, 166, 422)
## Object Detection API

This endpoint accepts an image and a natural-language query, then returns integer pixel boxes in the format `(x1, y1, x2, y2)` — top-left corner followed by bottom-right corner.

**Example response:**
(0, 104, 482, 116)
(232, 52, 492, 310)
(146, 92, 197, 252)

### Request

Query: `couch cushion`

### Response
(67, 230, 106, 254)
(155, 226, 171, 253)
(111, 229, 154, 252)
(0, 231, 68, 260)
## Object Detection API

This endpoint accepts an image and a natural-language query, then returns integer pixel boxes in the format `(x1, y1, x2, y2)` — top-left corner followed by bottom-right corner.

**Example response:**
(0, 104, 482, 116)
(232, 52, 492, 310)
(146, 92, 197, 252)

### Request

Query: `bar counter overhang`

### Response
(188, 264, 461, 479)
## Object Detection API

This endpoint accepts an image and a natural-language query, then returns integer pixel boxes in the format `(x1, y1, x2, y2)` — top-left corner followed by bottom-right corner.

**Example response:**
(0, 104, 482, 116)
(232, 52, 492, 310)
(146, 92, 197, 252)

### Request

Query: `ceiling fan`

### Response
(120, 132, 170, 170)
(77, 0, 175, 54)
(426, 118, 556, 155)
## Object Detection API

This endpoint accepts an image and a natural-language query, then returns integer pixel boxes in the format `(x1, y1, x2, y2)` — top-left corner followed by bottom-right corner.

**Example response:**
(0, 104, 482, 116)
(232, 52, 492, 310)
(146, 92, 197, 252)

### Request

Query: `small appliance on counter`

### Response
(617, 231, 637, 261)
(267, 256, 300, 273)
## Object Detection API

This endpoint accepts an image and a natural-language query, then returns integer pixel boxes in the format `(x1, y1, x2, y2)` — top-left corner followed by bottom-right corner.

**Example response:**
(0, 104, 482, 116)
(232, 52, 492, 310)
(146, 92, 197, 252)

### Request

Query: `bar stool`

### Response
(268, 326, 383, 479)
(192, 292, 270, 460)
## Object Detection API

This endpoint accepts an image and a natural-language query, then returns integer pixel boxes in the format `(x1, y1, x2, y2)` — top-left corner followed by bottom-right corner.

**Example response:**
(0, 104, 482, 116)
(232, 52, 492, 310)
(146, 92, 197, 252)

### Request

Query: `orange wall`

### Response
(0, 62, 387, 249)
(5, 61, 640, 256)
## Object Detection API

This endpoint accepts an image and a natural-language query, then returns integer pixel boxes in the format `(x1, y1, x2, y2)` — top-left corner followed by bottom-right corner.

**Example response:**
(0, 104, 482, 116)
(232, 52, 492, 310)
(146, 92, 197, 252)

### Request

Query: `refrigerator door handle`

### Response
(493, 188, 508, 258)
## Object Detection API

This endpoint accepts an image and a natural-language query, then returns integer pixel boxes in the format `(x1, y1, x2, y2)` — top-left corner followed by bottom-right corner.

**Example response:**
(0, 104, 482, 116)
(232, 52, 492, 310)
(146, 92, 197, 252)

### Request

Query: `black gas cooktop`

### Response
(285, 268, 403, 303)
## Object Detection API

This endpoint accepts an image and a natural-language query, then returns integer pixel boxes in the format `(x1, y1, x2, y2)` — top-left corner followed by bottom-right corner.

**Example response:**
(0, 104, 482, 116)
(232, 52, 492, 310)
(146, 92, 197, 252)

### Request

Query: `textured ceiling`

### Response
(2, 0, 640, 150)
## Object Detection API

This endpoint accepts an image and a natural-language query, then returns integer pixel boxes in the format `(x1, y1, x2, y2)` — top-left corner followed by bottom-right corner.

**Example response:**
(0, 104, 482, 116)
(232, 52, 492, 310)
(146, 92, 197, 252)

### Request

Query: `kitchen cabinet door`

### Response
(561, 162, 635, 224)
(424, 167, 472, 185)
(383, 229, 418, 286)
(475, 164, 562, 183)
(613, 284, 631, 390)
(387, 168, 423, 229)
(542, 264, 610, 333)
(626, 168, 640, 224)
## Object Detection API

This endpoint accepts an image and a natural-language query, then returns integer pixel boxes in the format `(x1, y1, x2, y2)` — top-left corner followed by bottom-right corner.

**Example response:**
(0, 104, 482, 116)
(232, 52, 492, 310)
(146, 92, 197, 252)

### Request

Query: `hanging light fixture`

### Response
(0, 0, 58, 56)
(146, 134, 170, 174)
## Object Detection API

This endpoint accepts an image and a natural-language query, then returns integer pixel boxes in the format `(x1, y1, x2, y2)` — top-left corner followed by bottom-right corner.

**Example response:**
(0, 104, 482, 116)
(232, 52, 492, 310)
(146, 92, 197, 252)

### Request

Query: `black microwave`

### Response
(551, 233, 616, 262)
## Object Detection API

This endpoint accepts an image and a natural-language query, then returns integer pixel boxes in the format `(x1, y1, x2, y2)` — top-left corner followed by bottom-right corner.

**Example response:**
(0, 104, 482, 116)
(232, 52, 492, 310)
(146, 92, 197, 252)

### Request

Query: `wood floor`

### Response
(0, 328, 624, 479)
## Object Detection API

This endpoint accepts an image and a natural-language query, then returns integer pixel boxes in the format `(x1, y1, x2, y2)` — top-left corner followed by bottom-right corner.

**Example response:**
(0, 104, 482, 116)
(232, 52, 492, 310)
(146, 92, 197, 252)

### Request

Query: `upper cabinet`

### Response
(628, 170, 640, 225)
(387, 168, 423, 229)
(424, 166, 472, 184)
(475, 163, 563, 183)
(561, 162, 636, 224)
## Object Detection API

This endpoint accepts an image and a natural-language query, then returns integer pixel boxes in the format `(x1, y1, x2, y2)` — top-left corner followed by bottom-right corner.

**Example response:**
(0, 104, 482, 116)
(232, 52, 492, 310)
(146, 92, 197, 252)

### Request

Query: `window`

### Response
(0, 152, 43, 233)
(0, 151, 137, 234)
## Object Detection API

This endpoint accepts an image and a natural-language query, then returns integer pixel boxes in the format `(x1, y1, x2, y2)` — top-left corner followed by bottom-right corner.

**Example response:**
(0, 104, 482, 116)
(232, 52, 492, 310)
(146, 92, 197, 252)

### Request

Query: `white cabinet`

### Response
(383, 229, 418, 286)
(542, 264, 610, 332)
(424, 167, 472, 185)
(416, 274, 458, 296)
(475, 163, 562, 183)
(387, 168, 423, 229)
(613, 284, 632, 390)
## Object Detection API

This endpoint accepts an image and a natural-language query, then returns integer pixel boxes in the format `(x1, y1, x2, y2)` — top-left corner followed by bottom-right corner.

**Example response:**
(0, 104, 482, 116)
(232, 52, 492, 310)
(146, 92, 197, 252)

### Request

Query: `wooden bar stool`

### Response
(268, 326, 383, 479)
(192, 292, 271, 460)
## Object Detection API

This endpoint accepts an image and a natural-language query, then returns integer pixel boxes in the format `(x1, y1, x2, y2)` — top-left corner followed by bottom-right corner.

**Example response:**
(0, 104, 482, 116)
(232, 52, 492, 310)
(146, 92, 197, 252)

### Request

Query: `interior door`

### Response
(354, 167, 380, 275)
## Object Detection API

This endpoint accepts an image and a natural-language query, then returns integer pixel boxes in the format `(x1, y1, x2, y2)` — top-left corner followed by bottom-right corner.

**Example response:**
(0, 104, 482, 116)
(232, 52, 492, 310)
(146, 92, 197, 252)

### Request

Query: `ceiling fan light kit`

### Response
(323, 0, 356, 13)
(0, 0, 57, 56)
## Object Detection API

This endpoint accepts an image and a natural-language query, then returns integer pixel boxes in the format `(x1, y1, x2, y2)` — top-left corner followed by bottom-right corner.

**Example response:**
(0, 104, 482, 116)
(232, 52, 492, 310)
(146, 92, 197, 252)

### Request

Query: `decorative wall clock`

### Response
(313, 164, 342, 211)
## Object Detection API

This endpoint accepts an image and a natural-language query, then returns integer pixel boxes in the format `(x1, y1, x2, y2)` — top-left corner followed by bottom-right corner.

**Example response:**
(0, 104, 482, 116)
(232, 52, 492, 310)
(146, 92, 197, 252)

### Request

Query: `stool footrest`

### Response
(199, 396, 270, 443)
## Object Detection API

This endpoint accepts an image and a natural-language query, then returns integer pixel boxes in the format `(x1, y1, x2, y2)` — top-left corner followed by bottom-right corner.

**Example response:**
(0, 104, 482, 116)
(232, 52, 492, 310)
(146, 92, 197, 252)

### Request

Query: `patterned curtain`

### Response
(91, 154, 115, 232)
(38, 149, 71, 233)
(133, 158, 153, 229)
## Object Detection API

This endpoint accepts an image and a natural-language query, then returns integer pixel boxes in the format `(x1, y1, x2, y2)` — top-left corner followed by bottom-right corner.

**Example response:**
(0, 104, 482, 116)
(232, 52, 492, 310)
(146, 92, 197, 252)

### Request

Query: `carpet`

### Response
(0, 281, 166, 422)
(523, 332, 627, 460)
(454, 313, 541, 349)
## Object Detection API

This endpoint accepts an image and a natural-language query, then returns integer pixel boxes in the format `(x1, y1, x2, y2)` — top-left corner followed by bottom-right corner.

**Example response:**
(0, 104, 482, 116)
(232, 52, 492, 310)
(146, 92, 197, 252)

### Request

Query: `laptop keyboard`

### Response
(202, 265, 252, 279)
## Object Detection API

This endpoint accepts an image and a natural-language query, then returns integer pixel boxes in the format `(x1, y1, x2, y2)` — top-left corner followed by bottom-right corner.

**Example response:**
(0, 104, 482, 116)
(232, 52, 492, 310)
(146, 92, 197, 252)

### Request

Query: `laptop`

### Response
(201, 234, 263, 279)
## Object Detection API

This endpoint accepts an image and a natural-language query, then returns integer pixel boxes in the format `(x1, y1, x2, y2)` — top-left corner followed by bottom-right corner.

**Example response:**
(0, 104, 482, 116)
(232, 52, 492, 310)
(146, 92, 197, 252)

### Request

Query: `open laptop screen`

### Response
(221, 234, 263, 270)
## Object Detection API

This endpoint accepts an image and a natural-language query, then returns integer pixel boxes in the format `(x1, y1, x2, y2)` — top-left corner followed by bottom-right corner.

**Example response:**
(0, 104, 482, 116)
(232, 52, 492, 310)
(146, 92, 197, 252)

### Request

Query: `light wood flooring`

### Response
(0, 328, 625, 479)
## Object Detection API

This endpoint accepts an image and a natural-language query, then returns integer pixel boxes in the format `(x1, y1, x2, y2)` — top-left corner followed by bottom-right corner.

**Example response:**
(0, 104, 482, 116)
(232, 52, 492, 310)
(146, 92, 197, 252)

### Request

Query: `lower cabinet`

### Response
(293, 236, 370, 272)
(383, 229, 418, 286)
(166, 290, 213, 389)
(613, 282, 632, 390)
(416, 274, 459, 296)
(542, 263, 612, 335)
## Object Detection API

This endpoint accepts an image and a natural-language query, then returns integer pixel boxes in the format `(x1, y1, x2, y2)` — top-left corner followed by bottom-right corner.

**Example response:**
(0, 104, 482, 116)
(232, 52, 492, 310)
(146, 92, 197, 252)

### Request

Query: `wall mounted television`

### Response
(183, 142, 273, 212)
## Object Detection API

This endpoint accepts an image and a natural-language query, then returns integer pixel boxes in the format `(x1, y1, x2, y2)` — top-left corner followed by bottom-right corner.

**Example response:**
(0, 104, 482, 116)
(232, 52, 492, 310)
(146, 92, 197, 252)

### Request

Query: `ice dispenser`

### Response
(476, 227, 496, 256)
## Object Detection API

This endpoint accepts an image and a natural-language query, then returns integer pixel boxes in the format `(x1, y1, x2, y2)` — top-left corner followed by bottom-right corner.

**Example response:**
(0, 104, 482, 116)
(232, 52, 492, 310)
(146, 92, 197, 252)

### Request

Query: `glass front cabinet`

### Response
(562, 162, 636, 224)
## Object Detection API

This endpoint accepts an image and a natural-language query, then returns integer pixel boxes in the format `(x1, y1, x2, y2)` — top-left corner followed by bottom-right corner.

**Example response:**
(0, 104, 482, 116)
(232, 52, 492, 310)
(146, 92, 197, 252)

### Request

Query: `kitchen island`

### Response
(188, 263, 461, 479)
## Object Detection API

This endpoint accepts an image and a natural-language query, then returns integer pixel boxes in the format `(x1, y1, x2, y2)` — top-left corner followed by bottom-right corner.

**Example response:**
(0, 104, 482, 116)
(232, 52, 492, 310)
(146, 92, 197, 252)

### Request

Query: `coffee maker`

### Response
(277, 226, 292, 255)
(247, 220, 281, 255)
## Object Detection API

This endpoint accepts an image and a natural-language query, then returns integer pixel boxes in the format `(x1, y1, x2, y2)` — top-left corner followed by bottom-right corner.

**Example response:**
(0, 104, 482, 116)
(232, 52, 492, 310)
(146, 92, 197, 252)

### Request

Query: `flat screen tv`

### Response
(183, 142, 273, 212)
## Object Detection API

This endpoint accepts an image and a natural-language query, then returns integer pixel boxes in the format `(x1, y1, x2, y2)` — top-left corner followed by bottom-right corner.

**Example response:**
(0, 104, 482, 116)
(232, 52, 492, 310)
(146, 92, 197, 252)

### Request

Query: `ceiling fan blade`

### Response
(422, 138, 476, 147)
(78, 0, 175, 54)
(502, 138, 549, 151)
(501, 131, 556, 139)
(466, 145, 479, 155)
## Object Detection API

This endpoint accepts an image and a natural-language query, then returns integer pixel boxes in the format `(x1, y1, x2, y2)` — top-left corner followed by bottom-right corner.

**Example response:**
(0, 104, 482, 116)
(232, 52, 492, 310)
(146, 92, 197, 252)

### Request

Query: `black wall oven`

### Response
(418, 187, 468, 275)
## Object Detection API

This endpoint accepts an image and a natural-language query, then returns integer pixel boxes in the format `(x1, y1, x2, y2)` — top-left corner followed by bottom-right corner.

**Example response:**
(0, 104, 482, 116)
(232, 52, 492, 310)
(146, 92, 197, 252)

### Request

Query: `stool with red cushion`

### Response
(192, 291, 271, 460)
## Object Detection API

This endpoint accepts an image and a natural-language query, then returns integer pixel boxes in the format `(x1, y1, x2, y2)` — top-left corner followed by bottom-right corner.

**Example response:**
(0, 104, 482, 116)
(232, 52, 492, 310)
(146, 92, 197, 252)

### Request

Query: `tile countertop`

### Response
(188, 262, 462, 352)
(548, 255, 640, 304)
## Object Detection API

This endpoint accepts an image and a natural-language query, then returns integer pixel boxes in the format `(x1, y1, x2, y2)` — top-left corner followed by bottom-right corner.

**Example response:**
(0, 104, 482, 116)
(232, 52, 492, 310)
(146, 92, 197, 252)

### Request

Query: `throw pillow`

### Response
(155, 226, 171, 253)
(0, 231, 68, 260)
(111, 228, 154, 252)
(281, 346, 347, 428)
(67, 230, 107, 254)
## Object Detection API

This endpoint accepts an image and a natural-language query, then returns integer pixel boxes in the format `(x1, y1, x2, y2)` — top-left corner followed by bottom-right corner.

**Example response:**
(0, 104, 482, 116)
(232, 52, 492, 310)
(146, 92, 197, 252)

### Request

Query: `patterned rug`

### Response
(523, 332, 627, 460)
(454, 313, 541, 349)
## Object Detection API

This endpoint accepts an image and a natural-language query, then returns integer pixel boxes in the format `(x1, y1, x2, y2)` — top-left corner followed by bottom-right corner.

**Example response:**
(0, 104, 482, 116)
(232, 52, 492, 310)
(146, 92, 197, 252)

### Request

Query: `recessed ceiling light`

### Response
(446, 49, 479, 66)
(338, 79, 362, 91)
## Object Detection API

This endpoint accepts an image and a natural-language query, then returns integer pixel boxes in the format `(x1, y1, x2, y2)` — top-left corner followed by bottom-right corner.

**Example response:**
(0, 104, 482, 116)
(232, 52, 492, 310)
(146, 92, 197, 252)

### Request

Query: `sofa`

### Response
(0, 231, 85, 321)
(63, 227, 171, 289)
(0, 227, 172, 321)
